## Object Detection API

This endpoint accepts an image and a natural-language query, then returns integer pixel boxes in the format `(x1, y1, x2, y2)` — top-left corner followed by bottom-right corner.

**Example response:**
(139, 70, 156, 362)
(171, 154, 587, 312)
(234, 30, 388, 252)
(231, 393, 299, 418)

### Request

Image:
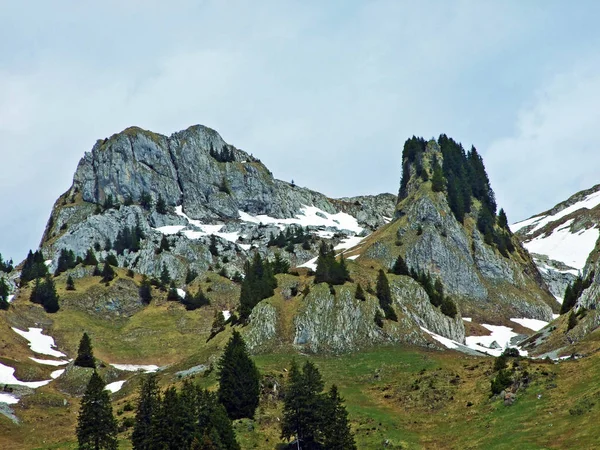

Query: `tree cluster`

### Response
(131, 374, 240, 450)
(209, 144, 235, 163)
(406, 268, 457, 318)
(30, 274, 60, 313)
(181, 286, 210, 310)
(239, 254, 277, 321)
(561, 271, 595, 314)
(398, 136, 427, 200)
(113, 223, 145, 255)
(21, 250, 49, 284)
(0, 253, 14, 273)
(55, 249, 78, 276)
(281, 360, 356, 450)
(314, 242, 350, 286)
(268, 227, 311, 252)
(375, 270, 398, 321)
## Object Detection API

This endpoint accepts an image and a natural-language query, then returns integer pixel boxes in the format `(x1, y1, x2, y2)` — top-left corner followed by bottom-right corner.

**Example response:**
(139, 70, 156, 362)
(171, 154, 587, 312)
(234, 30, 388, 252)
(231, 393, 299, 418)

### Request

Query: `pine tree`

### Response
(139, 276, 152, 305)
(185, 268, 198, 284)
(167, 281, 181, 301)
(321, 385, 357, 450)
(132, 373, 161, 450)
(431, 161, 446, 192)
(210, 311, 226, 338)
(74, 332, 96, 368)
(76, 371, 118, 450)
(139, 192, 152, 210)
(66, 275, 76, 291)
(354, 283, 366, 301)
(567, 311, 578, 331)
(0, 278, 10, 310)
(218, 330, 260, 420)
(209, 235, 219, 257)
(376, 270, 397, 321)
(84, 248, 98, 266)
(183, 287, 210, 310)
(159, 264, 171, 289)
(497, 208, 509, 230)
(391, 254, 409, 276)
(101, 262, 115, 283)
(155, 194, 167, 214)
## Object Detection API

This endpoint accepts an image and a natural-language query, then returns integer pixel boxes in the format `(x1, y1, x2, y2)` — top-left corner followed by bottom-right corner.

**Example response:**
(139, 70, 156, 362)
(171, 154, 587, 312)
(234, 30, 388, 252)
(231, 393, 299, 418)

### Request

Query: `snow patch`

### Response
(298, 256, 318, 271)
(510, 318, 549, 332)
(347, 255, 359, 260)
(44, 260, 52, 267)
(0, 392, 19, 404)
(111, 364, 159, 373)
(29, 357, 68, 366)
(420, 327, 459, 349)
(334, 236, 364, 252)
(0, 362, 51, 388)
(462, 317, 472, 322)
(105, 380, 126, 393)
(523, 225, 598, 270)
(465, 324, 526, 357)
(222, 310, 231, 321)
(7, 294, 14, 303)
(154, 225, 186, 235)
(176, 288, 186, 299)
(50, 369, 65, 379)
(11, 327, 66, 358)
(552, 313, 560, 320)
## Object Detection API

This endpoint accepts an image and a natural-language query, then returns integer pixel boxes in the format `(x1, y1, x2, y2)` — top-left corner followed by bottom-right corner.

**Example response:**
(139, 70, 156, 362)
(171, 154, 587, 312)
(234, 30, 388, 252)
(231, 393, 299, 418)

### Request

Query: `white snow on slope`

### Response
(523, 225, 598, 270)
(7, 294, 14, 303)
(111, 364, 159, 373)
(0, 393, 19, 404)
(11, 328, 66, 358)
(347, 255, 359, 260)
(334, 236, 364, 252)
(154, 225, 186, 235)
(176, 288, 186, 299)
(222, 310, 231, 321)
(51, 369, 65, 379)
(238, 205, 363, 234)
(30, 357, 68, 366)
(510, 318, 549, 332)
(420, 327, 459, 349)
(465, 324, 526, 357)
(512, 190, 600, 235)
(298, 256, 318, 271)
(105, 380, 126, 393)
(0, 362, 51, 388)
(462, 317, 472, 322)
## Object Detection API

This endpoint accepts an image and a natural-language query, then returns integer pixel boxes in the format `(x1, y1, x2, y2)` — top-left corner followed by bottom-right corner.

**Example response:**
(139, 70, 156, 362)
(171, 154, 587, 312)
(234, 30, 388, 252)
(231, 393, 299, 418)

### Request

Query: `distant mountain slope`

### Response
(512, 184, 600, 301)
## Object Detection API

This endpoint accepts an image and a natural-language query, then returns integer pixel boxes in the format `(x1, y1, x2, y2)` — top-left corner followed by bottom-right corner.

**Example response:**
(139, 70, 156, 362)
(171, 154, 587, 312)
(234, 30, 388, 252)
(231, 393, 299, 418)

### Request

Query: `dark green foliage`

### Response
(219, 177, 232, 195)
(77, 371, 118, 450)
(185, 268, 198, 284)
(132, 374, 161, 450)
(139, 276, 152, 305)
(124, 194, 134, 206)
(104, 238, 112, 252)
(355, 283, 366, 301)
(431, 161, 445, 192)
(567, 311, 578, 331)
(210, 144, 235, 163)
(30, 274, 60, 313)
(441, 296, 458, 318)
(268, 226, 311, 250)
(0, 253, 13, 273)
(390, 254, 409, 276)
(101, 262, 115, 283)
(66, 275, 75, 291)
(272, 252, 291, 274)
(209, 235, 219, 257)
(103, 194, 115, 211)
(398, 136, 427, 200)
(114, 225, 143, 255)
(491, 369, 512, 395)
(0, 278, 10, 310)
(497, 208, 509, 230)
(321, 385, 357, 450)
(167, 281, 181, 301)
(182, 286, 210, 310)
(105, 253, 118, 267)
(139, 192, 152, 210)
(155, 194, 167, 214)
(74, 332, 96, 368)
(92, 265, 101, 277)
(314, 242, 350, 286)
(159, 264, 171, 289)
(239, 254, 277, 321)
(54, 249, 77, 276)
(83, 248, 98, 266)
(561, 271, 594, 314)
(407, 269, 457, 318)
(210, 311, 226, 337)
(374, 310, 384, 328)
(218, 330, 260, 420)
(376, 270, 397, 321)
(20, 250, 49, 284)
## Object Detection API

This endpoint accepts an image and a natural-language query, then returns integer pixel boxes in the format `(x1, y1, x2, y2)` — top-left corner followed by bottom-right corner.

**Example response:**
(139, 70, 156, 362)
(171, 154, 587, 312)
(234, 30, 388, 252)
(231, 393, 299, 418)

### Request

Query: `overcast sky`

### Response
(2, 1, 600, 262)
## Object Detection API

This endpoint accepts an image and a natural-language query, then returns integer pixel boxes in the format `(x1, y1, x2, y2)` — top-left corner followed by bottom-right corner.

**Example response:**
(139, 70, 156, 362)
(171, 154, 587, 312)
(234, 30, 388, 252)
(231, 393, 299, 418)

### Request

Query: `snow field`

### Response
(11, 327, 66, 358)
(110, 364, 159, 373)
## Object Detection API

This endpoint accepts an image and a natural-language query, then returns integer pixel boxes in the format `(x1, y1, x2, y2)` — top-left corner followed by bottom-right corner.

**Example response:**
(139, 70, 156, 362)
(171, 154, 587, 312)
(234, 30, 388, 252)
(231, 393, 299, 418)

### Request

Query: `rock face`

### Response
(39, 125, 396, 282)
(361, 139, 555, 323)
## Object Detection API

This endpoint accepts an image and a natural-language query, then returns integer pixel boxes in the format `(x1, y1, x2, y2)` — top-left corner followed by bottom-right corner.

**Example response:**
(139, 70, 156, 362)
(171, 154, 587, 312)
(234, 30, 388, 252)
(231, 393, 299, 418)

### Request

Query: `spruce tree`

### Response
(391, 254, 409, 276)
(0, 278, 10, 310)
(66, 274, 76, 291)
(159, 264, 171, 289)
(101, 262, 115, 283)
(139, 276, 152, 305)
(76, 371, 118, 450)
(431, 161, 446, 192)
(354, 283, 366, 301)
(321, 385, 357, 450)
(74, 332, 96, 368)
(376, 270, 397, 321)
(218, 330, 260, 420)
(132, 373, 161, 450)
(155, 194, 167, 214)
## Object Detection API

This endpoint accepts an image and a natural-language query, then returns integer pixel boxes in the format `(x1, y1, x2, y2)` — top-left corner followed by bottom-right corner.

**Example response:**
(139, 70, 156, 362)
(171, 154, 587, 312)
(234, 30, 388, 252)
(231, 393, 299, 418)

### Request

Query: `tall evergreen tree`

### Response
(0, 278, 10, 310)
(391, 254, 409, 276)
(139, 276, 152, 305)
(239, 254, 277, 321)
(101, 262, 115, 283)
(74, 332, 96, 368)
(66, 274, 76, 291)
(159, 264, 171, 289)
(155, 194, 167, 214)
(76, 371, 118, 450)
(132, 373, 161, 450)
(218, 330, 260, 420)
(376, 270, 397, 321)
(321, 385, 357, 450)
(431, 161, 446, 192)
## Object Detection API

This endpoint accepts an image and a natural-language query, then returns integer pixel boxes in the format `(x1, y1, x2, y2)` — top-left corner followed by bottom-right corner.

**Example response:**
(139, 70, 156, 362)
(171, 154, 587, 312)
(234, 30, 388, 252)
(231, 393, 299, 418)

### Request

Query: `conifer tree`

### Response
(167, 281, 181, 301)
(431, 161, 446, 192)
(74, 332, 96, 368)
(218, 330, 260, 420)
(155, 194, 167, 214)
(132, 374, 161, 450)
(209, 235, 219, 257)
(354, 283, 366, 301)
(159, 264, 171, 289)
(497, 208, 509, 230)
(101, 262, 115, 283)
(185, 268, 198, 284)
(391, 254, 409, 276)
(139, 276, 152, 305)
(0, 278, 10, 310)
(183, 286, 210, 310)
(76, 371, 118, 450)
(210, 311, 226, 337)
(66, 275, 76, 291)
(376, 270, 397, 321)
(321, 385, 357, 450)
